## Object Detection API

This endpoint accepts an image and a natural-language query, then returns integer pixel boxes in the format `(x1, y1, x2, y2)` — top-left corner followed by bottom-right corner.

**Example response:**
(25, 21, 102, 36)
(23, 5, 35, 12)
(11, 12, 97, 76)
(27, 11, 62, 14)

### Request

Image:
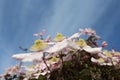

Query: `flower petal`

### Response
(12, 53, 32, 61)
(83, 46, 102, 54)
(100, 62, 117, 66)
(68, 32, 81, 40)
(45, 39, 79, 53)
(91, 57, 105, 63)
(22, 52, 43, 62)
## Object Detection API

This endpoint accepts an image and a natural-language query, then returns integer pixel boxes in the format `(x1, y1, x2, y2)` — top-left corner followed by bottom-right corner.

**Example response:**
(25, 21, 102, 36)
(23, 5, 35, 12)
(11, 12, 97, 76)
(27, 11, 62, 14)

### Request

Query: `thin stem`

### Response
(42, 56, 52, 73)
(59, 51, 64, 68)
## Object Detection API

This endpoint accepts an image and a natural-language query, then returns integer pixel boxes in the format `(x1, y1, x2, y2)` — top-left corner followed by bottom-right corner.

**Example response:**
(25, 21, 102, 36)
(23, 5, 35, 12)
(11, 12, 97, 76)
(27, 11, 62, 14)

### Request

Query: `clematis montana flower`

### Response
(49, 60, 62, 71)
(23, 57, 61, 76)
(30, 39, 48, 51)
(5, 65, 21, 75)
(91, 57, 118, 66)
(79, 28, 96, 36)
(33, 29, 46, 37)
(53, 33, 66, 42)
(91, 50, 120, 66)
(47, 57, 62, 71)
(102, 41, 108, 47)
(22, 63, 50, 79)
(45, 39, 80, 57)
(6, 28, 120, 80)
(75, 39, 102, 54)
(46, 39, 102, 58)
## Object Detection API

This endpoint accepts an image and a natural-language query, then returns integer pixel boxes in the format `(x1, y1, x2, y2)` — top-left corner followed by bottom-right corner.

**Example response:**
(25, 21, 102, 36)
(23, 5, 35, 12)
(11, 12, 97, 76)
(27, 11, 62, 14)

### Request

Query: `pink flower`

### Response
(49, 60, 62, 71)
(5, 65, 21, 75)
(0, 74, 3, 78)
(33, 29, 46, 37)
(79, 28, 96, 36)
(102, 41, 108, 47)
(51, 62, 61, 70)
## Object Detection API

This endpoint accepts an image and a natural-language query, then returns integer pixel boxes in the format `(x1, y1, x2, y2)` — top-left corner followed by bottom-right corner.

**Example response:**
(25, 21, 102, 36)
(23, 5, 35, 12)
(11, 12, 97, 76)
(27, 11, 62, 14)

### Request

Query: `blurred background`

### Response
(0, 0, 120, 74)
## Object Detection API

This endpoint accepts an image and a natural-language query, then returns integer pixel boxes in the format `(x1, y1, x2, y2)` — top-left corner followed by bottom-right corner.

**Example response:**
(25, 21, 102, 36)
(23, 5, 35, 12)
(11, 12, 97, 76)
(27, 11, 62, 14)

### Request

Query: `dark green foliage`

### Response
(49, 51, 120, 80)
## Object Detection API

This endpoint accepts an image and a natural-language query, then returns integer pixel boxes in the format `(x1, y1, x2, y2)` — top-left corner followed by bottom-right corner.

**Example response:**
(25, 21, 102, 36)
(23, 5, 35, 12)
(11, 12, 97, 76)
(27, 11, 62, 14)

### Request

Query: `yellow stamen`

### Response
(35, 40, 42, 44)
(30, 39, 48, 51)
(104, 50, 112, 57)
(48, 57, 59, 64)
(50, 57, 59, 62)
(75, 39, 87, 47)
(54, 33, 65, 42)
(98, 58, 105, 63)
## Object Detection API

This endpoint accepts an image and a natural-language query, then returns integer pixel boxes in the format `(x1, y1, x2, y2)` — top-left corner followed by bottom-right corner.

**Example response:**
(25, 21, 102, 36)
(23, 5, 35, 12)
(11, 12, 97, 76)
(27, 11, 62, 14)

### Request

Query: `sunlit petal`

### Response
(83, 46, 102, 54)
(12, 53, 32, 61)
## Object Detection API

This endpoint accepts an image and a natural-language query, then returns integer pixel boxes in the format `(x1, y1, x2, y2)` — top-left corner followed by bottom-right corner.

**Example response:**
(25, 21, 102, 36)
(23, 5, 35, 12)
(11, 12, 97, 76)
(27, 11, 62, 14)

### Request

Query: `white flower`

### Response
(45, 39, 80, 53)
(91, 56, 119, 66)
(102, 41, 108, 47)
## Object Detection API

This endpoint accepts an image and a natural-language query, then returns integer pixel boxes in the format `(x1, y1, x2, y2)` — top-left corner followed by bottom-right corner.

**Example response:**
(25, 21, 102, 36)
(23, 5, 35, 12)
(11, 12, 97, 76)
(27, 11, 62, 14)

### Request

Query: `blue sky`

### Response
(0, 0, 120, 74)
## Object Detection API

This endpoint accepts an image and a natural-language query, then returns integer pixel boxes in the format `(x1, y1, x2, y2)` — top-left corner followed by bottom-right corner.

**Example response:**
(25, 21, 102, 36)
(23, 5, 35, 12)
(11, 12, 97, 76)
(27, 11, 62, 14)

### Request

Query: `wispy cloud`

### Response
(44, 0, 112, 36)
